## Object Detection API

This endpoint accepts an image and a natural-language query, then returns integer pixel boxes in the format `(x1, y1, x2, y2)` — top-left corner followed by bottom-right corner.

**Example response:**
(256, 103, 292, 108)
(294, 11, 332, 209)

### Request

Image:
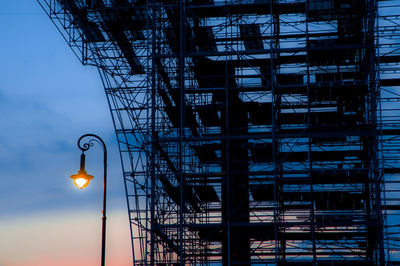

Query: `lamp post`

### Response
(70, 134, 107, 266)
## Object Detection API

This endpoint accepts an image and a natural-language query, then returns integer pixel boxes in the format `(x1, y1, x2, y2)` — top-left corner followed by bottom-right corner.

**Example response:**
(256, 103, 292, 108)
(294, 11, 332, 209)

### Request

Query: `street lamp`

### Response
(70, 134, 107, 266)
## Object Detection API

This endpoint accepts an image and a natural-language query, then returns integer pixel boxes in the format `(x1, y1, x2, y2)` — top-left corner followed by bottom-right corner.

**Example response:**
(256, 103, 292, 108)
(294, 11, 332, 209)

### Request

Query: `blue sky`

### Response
(0, 1, 132, 265)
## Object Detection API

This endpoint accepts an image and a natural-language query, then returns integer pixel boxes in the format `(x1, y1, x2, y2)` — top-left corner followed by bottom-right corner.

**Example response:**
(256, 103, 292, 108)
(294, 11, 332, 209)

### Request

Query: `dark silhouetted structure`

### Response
(38, 0, 400, 264)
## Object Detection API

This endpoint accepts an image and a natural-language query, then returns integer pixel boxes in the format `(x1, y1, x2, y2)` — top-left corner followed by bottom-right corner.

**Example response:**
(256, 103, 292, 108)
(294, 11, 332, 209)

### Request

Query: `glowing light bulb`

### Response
(71, 170, 93, 190)
(74, 177, 90, 189)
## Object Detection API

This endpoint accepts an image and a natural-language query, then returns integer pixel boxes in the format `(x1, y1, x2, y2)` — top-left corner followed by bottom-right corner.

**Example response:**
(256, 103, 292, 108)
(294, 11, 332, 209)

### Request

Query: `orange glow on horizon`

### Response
(0, 210, 132, 266)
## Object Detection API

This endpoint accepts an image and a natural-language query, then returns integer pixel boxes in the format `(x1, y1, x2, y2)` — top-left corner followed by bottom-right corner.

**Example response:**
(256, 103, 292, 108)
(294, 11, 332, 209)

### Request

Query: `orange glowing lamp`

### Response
(70, 153, 94, 189)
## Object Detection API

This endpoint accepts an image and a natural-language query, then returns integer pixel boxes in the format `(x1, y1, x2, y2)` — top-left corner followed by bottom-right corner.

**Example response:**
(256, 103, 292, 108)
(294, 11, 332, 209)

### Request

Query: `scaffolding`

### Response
(38, 0, 400, 264)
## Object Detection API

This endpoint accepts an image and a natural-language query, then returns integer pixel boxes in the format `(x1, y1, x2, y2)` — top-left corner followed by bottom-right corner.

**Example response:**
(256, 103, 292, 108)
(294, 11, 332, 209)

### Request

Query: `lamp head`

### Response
(70, 169, 94, 189)
(70, 152, 93, 189)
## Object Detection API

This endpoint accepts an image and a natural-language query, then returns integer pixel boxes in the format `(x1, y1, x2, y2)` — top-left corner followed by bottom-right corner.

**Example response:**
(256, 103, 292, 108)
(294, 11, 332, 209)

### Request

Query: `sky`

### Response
(0, 0, 132, 265)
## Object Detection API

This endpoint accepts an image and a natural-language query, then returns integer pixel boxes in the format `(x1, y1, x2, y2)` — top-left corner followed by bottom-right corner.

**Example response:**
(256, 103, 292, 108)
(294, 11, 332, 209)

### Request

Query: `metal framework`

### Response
(38, 0, 400, 264)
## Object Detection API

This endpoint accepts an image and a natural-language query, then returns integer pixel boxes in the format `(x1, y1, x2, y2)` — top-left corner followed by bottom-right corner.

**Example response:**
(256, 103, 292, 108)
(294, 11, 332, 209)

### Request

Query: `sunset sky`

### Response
(0, 0, 132, 265)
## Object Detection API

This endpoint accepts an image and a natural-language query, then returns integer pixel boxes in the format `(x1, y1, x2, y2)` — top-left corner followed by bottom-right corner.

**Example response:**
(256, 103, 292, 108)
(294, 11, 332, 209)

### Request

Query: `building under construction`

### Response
(38, 0, 400, 264)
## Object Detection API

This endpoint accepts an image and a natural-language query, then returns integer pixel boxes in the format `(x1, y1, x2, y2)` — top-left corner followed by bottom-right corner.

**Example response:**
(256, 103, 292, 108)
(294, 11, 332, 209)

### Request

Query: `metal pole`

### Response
(77, 134, 108, 266)
(150, 0, 157, 264)
(178, 0, 185, 264)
